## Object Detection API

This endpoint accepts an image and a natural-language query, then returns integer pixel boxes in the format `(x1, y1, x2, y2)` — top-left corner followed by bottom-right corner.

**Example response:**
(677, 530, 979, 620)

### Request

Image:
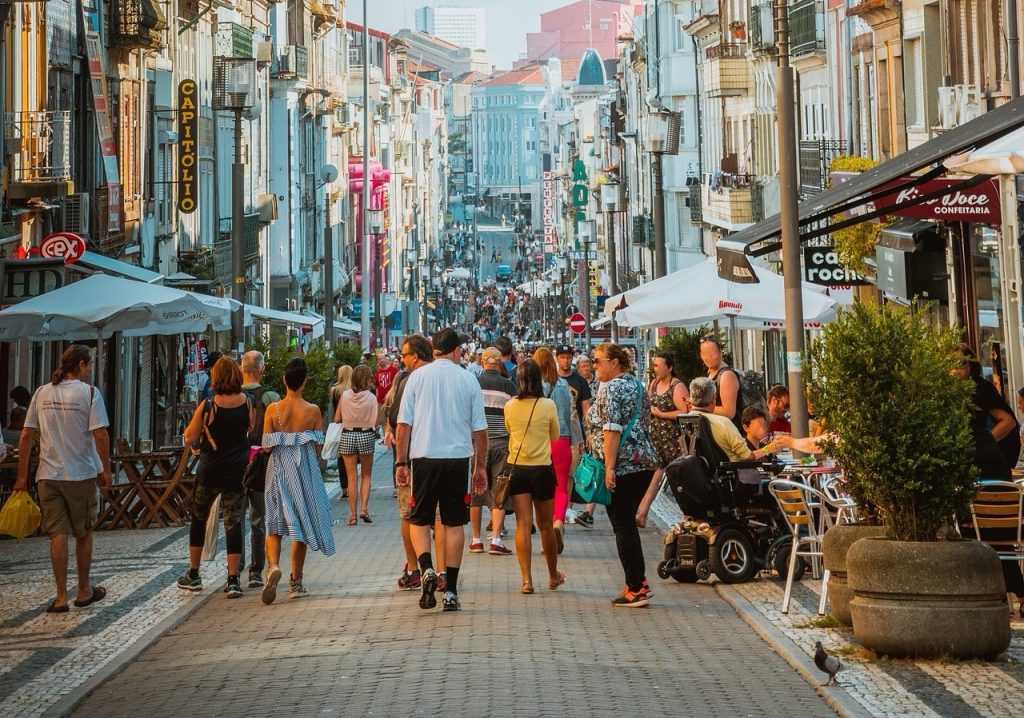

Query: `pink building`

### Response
(526, 0, 639, 62)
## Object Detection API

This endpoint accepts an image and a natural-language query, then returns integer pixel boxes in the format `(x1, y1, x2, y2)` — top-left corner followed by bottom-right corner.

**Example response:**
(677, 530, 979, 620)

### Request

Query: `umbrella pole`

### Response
(95, 329, 104, 392)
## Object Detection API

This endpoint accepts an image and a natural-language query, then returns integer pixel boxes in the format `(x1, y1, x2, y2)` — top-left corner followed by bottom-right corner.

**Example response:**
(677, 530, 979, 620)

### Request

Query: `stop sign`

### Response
(568, 312, 587, 334)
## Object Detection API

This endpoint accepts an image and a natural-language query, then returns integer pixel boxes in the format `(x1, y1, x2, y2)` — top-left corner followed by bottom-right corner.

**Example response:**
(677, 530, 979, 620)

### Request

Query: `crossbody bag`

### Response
(492, 398, 539, 506)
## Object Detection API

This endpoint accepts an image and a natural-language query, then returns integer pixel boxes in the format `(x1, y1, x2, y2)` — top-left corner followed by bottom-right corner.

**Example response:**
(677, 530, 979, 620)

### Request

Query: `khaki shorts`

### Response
(38, 479, 98, 538)
(471, 444, 511, 509)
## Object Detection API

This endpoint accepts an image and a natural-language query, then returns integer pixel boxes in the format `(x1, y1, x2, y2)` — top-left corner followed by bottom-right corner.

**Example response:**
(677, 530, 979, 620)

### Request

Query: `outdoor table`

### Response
(96, 450, 197, 530)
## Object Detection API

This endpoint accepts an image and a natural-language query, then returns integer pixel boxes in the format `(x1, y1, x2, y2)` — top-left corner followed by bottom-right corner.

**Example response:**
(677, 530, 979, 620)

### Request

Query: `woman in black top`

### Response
(952, 344, 1020, 479)
(178, 356, 255, 597)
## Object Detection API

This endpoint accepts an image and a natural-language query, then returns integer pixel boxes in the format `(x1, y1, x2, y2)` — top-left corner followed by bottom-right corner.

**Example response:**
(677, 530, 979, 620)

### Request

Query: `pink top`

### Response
(340, 389, 378, 429)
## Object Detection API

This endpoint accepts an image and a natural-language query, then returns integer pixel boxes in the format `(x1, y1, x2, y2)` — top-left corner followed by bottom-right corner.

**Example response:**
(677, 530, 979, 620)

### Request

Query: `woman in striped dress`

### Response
(261, 357, 335, 605)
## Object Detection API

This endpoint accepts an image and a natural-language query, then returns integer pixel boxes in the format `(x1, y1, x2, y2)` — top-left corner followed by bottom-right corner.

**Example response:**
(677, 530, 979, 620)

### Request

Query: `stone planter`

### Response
(822, 524, 884, 626)
(848, 538, 1010, 659)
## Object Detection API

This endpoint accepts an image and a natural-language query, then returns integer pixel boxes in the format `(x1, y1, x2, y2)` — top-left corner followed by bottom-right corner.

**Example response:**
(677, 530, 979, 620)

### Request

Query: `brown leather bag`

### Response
(493, 398, 539, 506)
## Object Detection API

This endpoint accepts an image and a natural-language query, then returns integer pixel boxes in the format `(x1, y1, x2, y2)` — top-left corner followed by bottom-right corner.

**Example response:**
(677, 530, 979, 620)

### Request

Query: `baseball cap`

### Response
(432, 328, 470, 355)
(481, 347, 502, 365)
(554, 344, 574, 356)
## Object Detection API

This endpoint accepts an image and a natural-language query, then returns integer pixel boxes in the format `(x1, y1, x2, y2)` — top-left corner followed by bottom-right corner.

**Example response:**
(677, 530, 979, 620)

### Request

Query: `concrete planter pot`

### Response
(847, 538, 1010, 658)
(822, 524, 884, 626)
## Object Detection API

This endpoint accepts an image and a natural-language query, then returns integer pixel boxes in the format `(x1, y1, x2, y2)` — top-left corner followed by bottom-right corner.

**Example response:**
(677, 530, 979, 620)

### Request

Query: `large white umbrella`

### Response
(444, 267, 472, 280)
(946, 127, 1024, 175)
(0, 274, 234, 341)
(517, 278, 551, 294)
(614, 257, 836, 328)
(604, 262, 700, 318)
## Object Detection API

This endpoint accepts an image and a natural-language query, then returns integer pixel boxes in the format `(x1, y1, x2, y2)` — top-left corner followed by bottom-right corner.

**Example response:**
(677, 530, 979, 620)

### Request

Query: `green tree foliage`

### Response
(806, 301, 977, 541)
(828, 155, 882, 272)
(654, 325, 725, 386)
(248, 338, 362, 414)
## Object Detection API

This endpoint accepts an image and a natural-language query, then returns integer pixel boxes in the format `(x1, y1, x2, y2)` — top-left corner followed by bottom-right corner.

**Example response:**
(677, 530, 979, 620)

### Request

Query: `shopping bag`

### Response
(0, 490, 42, 539)
(201, 494, 221, 562)
(321, 422, 344, 460)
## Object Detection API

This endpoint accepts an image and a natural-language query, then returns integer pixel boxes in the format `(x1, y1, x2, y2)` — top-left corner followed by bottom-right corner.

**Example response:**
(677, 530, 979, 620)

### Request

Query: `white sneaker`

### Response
(564, 509, 578, 524)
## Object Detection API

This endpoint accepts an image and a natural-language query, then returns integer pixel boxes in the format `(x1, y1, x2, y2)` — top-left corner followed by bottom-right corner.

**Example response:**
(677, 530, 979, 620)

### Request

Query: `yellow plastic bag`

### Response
(0, 491, 42, 539)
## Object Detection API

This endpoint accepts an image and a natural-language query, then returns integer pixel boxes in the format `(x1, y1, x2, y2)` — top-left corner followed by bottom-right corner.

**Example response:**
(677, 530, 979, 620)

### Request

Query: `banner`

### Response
(81, 2, 122, 233)
(831, 172, 1001, 224)
(177, 80, 198, 213)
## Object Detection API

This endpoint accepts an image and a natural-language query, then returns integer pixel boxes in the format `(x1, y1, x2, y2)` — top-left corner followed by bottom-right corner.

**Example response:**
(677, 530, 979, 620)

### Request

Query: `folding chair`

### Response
(965, 480, 1024, 602)
(769, 478, 834, 615)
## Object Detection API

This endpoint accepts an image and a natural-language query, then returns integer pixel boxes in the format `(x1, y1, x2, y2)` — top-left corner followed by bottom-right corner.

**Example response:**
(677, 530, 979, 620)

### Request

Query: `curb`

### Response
(45, 482, 342, 718)
(716, 584, 871, 718)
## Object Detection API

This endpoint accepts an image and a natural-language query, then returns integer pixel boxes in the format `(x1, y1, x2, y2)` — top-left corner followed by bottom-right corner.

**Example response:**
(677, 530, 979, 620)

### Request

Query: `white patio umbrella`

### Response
(946, 126, 1024, 175)
(517, 278, 551, 294)
(604, 261, 705, 318)
(444, 267, 472, 280)
(614, 257, 836, 328)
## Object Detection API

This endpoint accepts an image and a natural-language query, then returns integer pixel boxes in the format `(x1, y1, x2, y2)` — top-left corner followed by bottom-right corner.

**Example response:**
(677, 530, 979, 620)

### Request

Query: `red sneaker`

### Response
(488, 543, 512, 555)
(468, 541, 485, 553)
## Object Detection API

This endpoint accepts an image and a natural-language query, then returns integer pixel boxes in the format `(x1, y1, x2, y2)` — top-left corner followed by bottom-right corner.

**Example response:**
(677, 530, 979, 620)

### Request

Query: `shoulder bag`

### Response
(573, 378, 643, 506)
(492, 398, 539, 507)
(243, 400, 277, 492)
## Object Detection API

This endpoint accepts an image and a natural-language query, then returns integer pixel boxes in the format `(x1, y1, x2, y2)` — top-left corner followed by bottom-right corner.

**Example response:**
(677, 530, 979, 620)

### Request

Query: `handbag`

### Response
(493, 398, 540, 506)
(321, 422, 344, 460)
(242, 450, 270, 493)
(573, 378, 643, 506)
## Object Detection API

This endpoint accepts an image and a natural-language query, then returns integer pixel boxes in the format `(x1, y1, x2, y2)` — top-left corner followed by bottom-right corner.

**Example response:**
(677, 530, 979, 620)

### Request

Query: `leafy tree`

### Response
(248, 338, 361, 414)
(654, 324, 727, 386)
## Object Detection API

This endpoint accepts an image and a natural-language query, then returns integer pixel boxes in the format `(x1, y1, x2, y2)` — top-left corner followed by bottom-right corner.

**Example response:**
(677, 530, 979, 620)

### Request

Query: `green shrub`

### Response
(654, 325, 730, 386)
(248, 338, 362, 414)
(806, 301, 977, 541)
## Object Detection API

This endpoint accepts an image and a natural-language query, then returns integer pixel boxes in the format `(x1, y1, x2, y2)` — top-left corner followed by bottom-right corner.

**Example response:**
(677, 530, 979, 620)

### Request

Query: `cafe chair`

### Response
(964, 480, 1024, 594)
(769, 478, 835, 616)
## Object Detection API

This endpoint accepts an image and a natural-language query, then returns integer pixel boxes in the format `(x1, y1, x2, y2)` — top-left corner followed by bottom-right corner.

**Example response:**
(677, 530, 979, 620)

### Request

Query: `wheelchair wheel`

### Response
(671, 567, 699, 583)
(695, 560, 713, 581)
(772, 542, 807, 582)
(709, 527, 757, 583)
(656, 560, 674, 580)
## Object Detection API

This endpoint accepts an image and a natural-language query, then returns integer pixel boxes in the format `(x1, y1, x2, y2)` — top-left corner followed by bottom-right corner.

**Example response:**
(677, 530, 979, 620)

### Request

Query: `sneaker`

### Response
(397, 567, 421, 591)
(176, 572, 202, 592)
(469, 541, 485, 553)
(612, 588, 651, 608)
(419, 568, 438, 609)
(441, 591, 461, 611)
(488, 543, 512, 555)
(262, 566, 282, 605)
(573, 510, 594, 528)
(642, 578, 654, 597)
(437, 573, 447, 593)
(288, 576, 308, 599)
(248, 570, 264, 589)
(226, 576, 243, 599)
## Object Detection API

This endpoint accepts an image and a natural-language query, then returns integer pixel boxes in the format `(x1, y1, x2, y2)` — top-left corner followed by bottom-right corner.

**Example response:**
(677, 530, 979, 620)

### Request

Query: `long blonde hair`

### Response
(335, 365, 353, 392)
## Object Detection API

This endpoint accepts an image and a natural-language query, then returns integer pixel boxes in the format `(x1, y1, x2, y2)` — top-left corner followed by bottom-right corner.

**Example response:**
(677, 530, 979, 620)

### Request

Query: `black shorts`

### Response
(410, 457, 471, 527)
(508, 464, 556, 501)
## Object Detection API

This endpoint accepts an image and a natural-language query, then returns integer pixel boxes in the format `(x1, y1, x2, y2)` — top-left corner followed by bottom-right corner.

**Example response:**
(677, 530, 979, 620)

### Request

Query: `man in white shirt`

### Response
(16, 345, 111, 613)
(396, 328, 488, 612)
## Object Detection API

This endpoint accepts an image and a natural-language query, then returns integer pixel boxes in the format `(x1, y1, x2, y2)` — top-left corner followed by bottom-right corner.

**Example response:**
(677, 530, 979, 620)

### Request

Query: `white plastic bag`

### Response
(201, 494, 221, 562)
(321, 422, 343, 460)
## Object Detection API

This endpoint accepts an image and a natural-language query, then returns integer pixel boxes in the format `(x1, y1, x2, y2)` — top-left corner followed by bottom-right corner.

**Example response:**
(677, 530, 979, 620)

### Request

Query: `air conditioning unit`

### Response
(63, 193, 90, 235)
(255, 42, 273, 65)
(257, 193, 278, 224)
(958, 83, 981, 124)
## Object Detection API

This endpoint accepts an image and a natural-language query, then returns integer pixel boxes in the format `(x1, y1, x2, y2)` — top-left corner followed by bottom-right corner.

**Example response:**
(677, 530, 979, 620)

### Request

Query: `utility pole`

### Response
(606, 208, 619, 343)
(652, 152, 667, 278)
(360, 0, 371, 352)
(775, 0, 808, 439)
(231, 108, 245, 354)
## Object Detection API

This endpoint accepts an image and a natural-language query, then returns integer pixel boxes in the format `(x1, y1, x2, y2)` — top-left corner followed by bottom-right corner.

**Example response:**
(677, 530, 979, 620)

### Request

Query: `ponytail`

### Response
(51, 344, 93, 385)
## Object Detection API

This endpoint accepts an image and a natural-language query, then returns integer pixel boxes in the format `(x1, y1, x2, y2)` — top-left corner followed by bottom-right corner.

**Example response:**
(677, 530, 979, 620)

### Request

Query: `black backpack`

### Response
(246, 386, 268, 446)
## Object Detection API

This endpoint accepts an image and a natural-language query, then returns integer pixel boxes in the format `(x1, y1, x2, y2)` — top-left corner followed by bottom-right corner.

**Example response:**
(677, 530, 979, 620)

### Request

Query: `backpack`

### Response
(734, 368, 769, 419)
(246, 386, 268, 446)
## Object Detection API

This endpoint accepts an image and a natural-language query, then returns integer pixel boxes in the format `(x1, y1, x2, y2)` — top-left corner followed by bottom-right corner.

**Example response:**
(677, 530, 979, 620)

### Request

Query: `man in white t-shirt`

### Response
(16, 345, 111, 614)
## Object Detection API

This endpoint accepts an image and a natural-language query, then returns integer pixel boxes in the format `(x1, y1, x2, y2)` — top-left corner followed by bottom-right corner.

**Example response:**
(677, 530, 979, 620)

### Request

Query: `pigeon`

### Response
(814, 641, 843, 686)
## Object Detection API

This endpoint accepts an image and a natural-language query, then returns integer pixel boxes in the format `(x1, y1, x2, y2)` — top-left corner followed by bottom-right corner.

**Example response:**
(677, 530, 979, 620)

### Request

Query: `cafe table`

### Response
(96, 450, 197, 530)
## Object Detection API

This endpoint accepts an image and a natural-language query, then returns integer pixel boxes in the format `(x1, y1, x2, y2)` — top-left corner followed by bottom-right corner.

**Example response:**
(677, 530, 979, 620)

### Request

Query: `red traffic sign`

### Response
(39, 232, 87, 265)
(568, 312, 587, 334)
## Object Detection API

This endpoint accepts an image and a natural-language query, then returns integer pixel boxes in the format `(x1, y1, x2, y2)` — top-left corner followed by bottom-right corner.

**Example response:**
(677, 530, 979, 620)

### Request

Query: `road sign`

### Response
(564, 304, 579, 317)
(568, 250, 598, 261)
(38, 232, 87, 264)
(568, 312, 587, 334)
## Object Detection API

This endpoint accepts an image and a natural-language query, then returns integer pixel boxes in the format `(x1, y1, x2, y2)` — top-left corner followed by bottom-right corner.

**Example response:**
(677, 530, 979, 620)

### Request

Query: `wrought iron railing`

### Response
(705, 42, 747, 61)
(3, 111, 72, 183)
(688, 187, 703, 224)
(704, 171, 756, 189)
(798, 139, 847, 195)
(110, 0, 167, 50)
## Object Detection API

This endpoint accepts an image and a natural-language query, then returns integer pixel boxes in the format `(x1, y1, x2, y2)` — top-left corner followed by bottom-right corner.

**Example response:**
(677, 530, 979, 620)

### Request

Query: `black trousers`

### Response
(605, 469, 655, 591)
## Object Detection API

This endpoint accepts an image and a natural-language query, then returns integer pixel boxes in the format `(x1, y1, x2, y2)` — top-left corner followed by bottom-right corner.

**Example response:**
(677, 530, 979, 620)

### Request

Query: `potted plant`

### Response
(729, 20, 746, 41)
(807, 301, 1009, 658)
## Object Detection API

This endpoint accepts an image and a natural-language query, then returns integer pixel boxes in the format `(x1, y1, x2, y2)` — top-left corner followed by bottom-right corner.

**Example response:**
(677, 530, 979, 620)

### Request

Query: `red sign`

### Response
(38, 232, 87, 264)
(569, 312, 587, 334)
(832, 173, 1001, 224)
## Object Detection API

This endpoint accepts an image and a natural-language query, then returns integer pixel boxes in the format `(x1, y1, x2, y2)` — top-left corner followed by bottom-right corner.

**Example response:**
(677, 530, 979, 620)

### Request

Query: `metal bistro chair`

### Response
(819, 474, 858, 526)
(965, 480, 1024, 598)
(769, 478, 835, 615)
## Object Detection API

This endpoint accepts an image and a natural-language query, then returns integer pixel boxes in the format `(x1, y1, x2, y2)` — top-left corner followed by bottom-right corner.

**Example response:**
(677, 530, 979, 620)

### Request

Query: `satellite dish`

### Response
(320, 164, 339, 184)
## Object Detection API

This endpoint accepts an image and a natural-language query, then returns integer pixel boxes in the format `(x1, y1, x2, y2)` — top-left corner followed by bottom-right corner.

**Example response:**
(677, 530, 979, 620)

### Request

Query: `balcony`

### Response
(703, 44, 750, 97)
(4, 111, 73, 199)
(700, 173, 757, 230)
(110, 0, 166, 50)
(215, 22, 254, 59)
(215, 214, 261, 282)
(749, 2, 776, 55)
(789, 0, 825, 58)
(272, 45, 309, 79)
(799, 139, 848, 195)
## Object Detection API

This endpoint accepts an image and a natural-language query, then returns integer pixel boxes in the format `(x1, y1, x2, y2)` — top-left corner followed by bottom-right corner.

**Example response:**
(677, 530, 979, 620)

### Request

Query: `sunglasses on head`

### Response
(699, 336, 722, 347)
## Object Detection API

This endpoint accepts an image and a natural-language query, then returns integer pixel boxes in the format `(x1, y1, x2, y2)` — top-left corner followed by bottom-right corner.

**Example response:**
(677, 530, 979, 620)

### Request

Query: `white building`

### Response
(414, 5, 487, 50)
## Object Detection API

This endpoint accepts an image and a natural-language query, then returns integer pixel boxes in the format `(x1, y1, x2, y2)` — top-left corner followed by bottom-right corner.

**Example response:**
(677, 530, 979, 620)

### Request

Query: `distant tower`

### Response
(414, 5, 486, 49)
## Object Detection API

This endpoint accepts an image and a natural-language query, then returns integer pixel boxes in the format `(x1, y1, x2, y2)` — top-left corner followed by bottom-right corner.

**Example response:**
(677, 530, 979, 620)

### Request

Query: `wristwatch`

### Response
(395, 461, 409, 468)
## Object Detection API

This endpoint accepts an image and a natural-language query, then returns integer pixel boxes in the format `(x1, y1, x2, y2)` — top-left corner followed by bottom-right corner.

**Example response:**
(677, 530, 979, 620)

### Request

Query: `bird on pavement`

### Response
(814, 641, 843, 686)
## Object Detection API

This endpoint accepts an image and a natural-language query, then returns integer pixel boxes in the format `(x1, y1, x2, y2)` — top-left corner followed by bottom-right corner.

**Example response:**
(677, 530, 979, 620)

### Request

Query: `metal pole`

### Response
(775, 0, 808, 439)
(652, 151, 667, 278)
(360, 1, 371, 352)
(231, 109, 245, 354)
(323, 196, 335, 346)
(1009, 0, 1021, 99)
(607, 210, 619, 343)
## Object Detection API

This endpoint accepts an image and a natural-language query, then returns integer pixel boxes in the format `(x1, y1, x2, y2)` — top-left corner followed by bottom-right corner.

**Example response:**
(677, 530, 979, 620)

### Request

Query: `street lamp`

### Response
(578, 219, 596, 350)
(366, 206, 383, 345)
(212, 56, 257, 353)
(600, 180, 624, 343)
(318, 164, 340, 346)
(646, 110, 680, 279)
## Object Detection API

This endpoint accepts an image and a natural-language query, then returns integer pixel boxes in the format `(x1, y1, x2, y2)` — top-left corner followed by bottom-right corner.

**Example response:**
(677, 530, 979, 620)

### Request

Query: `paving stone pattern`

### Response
(66, 457, 835, 718)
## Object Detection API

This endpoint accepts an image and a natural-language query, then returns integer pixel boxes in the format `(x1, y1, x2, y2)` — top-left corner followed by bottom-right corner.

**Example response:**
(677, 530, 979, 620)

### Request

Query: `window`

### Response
(674, 13, 692, 52)
(904, 37, 923, 128)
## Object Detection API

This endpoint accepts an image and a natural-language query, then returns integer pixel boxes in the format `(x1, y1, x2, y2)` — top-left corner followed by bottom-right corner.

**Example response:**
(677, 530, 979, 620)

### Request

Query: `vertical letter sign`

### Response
(177, 80, 198, 214)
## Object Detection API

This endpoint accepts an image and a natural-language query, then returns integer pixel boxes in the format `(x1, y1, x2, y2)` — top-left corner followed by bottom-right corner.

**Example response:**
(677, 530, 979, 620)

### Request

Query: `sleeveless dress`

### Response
(648, 379, 683, 468)
(263, 429, 335, 556)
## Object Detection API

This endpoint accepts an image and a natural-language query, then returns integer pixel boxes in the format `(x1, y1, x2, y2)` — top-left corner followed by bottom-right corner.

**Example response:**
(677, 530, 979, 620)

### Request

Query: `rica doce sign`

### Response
(833, 173, 1002, 224)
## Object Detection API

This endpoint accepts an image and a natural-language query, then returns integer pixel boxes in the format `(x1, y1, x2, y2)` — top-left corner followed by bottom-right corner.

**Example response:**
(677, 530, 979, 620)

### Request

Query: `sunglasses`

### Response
(699, 336, 722, 347)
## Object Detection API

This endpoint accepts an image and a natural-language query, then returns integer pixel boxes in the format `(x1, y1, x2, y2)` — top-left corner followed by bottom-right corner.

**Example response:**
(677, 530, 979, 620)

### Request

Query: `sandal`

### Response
(360, 512, 373, 524)
(548, 572, 567, 591)
(46, 599, 69, 614)
(521, 583, 535, 594)
(73, 585, 107, 608)
(347, 517, 358, 526)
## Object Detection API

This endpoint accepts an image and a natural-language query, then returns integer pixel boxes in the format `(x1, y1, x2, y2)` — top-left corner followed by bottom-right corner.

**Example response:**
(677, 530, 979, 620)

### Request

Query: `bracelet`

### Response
(395, 461, 409, 468)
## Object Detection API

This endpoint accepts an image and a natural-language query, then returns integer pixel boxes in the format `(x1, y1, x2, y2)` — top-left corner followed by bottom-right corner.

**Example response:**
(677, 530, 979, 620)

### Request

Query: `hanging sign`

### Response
(39, 233, 88, 265)
(81, 2, 122, 233)
(803, 246, 869, 286)
(177, 79, 199, 214)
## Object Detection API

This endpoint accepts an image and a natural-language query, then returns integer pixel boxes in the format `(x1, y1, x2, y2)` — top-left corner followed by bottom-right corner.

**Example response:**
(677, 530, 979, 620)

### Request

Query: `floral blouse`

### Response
(586, 374, 659, 476)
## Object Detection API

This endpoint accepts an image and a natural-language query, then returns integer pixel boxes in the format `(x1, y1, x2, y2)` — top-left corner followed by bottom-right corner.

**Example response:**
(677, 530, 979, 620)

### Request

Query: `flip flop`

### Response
(46, 599, 69, 614)
(360, 513, 373, 524)
(72, 585, 107, 608)
(548, 572, 567, 591)
(347, 517, 358, 526)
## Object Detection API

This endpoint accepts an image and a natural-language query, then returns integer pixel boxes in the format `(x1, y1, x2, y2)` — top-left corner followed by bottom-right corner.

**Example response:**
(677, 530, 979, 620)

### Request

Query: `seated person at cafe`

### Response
(690, 378, 778, 462)
(740, 406, 773, 454)
(767, 384, 792, 433)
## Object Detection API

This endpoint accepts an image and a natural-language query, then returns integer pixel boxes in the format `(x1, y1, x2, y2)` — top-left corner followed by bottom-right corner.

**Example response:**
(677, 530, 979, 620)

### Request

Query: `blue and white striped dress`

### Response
(263, 430, 336, 556)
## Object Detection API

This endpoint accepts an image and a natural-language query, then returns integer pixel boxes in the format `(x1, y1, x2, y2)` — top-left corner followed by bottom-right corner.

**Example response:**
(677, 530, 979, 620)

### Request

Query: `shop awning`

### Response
(717, 97, 1024, 282)
(247, 305, 323, 330)
(79, 251, 165, 284)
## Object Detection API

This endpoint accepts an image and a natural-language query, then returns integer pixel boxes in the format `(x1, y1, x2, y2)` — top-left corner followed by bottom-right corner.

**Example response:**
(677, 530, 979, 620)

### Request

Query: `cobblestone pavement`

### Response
(650, 489, 1024, 718)
(63, 457, 835, 718)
